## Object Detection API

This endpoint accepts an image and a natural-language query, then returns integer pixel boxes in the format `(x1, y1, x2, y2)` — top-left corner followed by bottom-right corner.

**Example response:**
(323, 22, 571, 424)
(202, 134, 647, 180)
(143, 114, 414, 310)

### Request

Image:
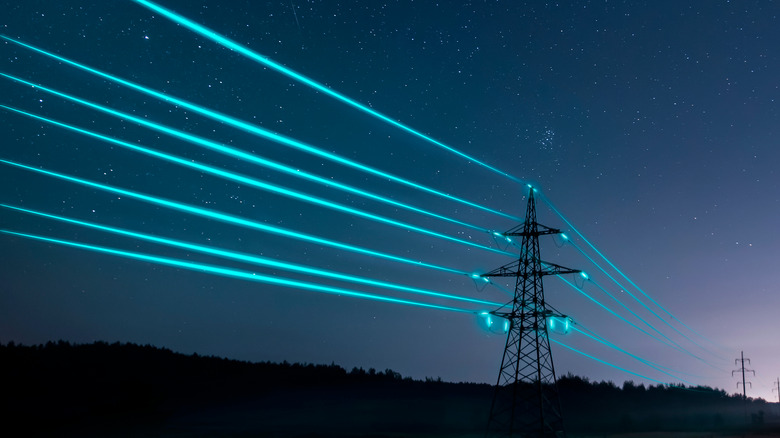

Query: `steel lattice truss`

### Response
(483, 189, 578, 438)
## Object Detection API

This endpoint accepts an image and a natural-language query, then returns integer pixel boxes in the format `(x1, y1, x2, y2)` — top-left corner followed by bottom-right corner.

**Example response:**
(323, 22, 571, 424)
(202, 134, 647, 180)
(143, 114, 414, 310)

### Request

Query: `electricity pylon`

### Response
(481, 186, 579, 438)
(733, 351, 755, 400)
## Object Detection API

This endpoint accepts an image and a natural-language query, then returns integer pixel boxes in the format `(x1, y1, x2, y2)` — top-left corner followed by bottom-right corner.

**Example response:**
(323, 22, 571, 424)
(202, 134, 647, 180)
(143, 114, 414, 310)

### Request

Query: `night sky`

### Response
(2, 1, 779, 402)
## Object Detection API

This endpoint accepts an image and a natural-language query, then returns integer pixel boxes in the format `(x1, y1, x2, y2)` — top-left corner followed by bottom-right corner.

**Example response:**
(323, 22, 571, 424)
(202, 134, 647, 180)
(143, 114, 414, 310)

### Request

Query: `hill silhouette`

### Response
(1, 340, 776, 437)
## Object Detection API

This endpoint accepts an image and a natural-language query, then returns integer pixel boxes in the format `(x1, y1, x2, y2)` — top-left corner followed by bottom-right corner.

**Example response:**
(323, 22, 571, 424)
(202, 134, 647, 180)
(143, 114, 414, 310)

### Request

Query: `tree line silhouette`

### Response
(1, 340, 775, 437)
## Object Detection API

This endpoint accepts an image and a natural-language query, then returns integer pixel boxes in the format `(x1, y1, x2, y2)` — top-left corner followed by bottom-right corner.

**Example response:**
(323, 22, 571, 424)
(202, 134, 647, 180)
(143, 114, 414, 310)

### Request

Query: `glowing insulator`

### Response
(547, 316, 573, 335)
(471, 273, 490, 283)
(477, 312, 509, 334)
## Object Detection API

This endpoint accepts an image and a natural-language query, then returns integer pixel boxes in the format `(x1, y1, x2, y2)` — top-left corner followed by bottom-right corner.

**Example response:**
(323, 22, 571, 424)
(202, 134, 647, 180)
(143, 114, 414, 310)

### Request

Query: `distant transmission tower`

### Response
(733, 351, 755, 400)
(481, 186, 579, 438)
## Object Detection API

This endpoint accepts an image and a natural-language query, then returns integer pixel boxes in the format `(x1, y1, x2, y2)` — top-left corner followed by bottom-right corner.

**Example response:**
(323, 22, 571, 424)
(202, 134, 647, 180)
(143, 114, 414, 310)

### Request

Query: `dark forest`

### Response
(2, 341, 776, 437)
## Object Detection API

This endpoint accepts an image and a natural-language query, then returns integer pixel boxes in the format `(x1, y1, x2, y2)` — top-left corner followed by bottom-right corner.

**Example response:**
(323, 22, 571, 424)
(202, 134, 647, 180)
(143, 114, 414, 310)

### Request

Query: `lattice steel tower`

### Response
(482, 187, 579, 438)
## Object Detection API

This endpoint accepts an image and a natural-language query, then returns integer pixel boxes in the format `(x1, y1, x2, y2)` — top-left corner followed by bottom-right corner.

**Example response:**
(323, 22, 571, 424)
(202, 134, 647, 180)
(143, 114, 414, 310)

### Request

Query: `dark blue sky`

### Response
(1, 0, 778, 401)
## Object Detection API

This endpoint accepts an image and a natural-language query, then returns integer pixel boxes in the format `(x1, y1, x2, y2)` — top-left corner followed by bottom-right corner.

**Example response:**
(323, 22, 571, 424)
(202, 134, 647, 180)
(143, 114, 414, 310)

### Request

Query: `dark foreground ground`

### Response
(3, 341, 780, 437)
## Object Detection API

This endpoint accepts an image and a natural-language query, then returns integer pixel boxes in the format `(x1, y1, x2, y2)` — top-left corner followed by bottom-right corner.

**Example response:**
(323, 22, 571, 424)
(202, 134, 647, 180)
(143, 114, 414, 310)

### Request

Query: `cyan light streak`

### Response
(553, 275, 673, 347)
(0, 229, 475, 314)
(498, 239, 725, 371)
(0, 35, 520, 222)
(556, 274, 726, 373)
(486, 243, 666, 344)
(0, 104, 514, 258)
(580, 270, 638, 318)
(560, 230, 726, 361)
(0, 159, 470, 276)
(130, 0, 525, 186)
(488, 281, 516, 299)
(575, 324, 708, 380)
(586, 276, 704, 362)
(486, 267, 694, 383)
(550, 338, 668, 385)
(541, 193, 722, 351)
(0, 76, 489, 235)
(490, 243, 710, 365)
(1, 204, 502, 308)
(571, 325, 694, 385)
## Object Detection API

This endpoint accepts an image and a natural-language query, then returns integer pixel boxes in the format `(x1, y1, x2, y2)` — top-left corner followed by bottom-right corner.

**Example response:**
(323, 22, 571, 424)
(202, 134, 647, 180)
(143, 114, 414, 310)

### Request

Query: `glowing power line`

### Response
(571, 325, 694, 385)
(0, 76, 488, 234)
(0, 229, 476, 314)
(545, 193, 723, 351)
(553, 274, 674, 348)
(130, 0, 524, 185)
(0, 35, 520, 221)
(1, 203, 501, 308)
(558, 225, 727, 361)
(0, 158, 469, 277)
(583, 275, 718, 367)
(0, 103, 515, 258)
(555, 271, 726, 374)
(550, 338, 668, 385)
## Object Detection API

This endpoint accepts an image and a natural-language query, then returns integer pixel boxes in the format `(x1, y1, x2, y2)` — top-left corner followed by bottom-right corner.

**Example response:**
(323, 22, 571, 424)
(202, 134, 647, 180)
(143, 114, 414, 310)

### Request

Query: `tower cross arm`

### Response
(480, 259, 580, 278)
(480, 260, 521, 277)
(502, 222, 562, 237)
(541, 260, 581, 276)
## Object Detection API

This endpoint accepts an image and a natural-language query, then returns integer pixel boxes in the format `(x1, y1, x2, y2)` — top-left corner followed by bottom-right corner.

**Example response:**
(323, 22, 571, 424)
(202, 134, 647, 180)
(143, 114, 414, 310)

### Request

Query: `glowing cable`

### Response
(542, 193, 723, 350)
(561, 231, 727, 361)
(557, 274, 726, 373)
(587, 276, 695, 358)
(490, 246, 726, 372)
(0, 78, 489, 235)
(129, 0, 524, 185)
(486, 268, 706, 381)
(587, 277, 728, 371)
(0, 229, 475, 314)
(553, 275, 674, 348)
(571, 325, 695, 385)
(1, 203, 502, 307)
(494, 240, 710, 364)
(0, 104, 515, 258)
(574, 324, 708, 380)
(584, 273, 661, 333)
(488, 281, 516, 299)
(484, 258, 672, 347)
(0, 159, 471, 276)
(550, 338, 668, 385)
(0, 36, 520, 221)
(490, 240, 668, 346)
